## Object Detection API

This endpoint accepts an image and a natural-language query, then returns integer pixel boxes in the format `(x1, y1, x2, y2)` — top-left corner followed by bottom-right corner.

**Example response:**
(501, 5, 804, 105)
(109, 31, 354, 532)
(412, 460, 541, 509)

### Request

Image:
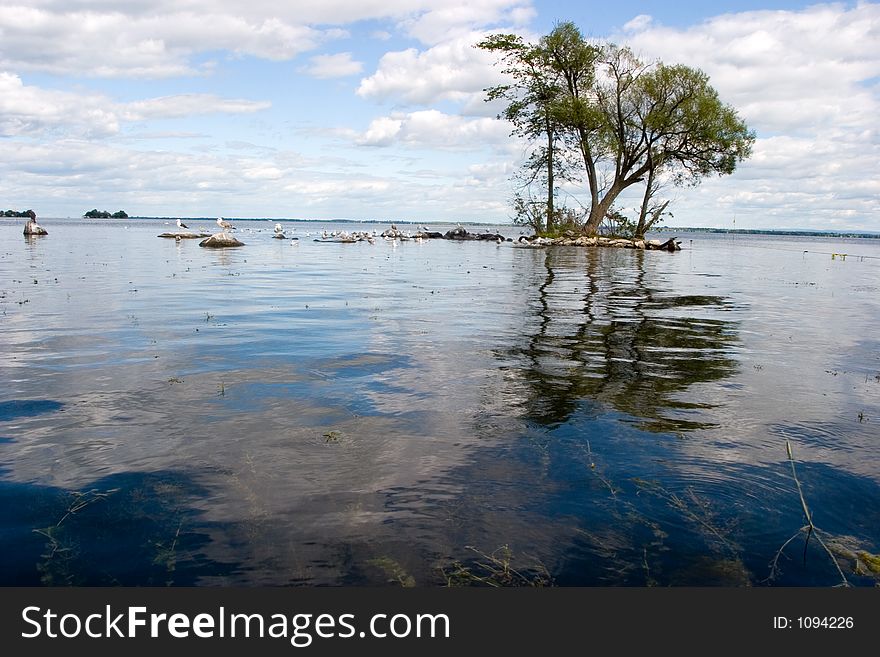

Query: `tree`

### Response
(627, 61, 753, 237)
(478, 29, 581, 233)
(480, 24, 755, 236)
(83, 209, 127, 218)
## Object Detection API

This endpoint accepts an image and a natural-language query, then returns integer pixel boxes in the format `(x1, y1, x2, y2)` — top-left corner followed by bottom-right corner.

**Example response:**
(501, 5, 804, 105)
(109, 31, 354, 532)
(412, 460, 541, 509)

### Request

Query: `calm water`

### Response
(1, 218, 878, 586)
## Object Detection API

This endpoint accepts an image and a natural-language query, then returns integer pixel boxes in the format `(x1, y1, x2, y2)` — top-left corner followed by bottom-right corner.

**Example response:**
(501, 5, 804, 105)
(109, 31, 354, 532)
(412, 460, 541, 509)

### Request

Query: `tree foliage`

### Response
(478, 22, 755, 237)
(84, 209, 128, 218)
(2, 209, 37, 217)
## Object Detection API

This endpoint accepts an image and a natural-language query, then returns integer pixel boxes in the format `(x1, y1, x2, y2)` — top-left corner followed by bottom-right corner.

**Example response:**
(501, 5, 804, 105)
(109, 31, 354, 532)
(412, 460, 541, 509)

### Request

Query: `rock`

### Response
(272, 233, 285, 239)
(656, 237, 681, 252)
(444, 226, 506, 241)
(199, 232, 245, 248)
(158, 232, 211, 239)
(23, 219, 48, 235)
(381, 226, 409, 239)
(444, 226, 470, 240)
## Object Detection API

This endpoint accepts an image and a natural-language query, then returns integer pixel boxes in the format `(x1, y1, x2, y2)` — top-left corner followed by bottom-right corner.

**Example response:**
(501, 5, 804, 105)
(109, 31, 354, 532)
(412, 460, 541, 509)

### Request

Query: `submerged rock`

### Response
(158, 232, 211, 239)
(199, 232, 245, 248)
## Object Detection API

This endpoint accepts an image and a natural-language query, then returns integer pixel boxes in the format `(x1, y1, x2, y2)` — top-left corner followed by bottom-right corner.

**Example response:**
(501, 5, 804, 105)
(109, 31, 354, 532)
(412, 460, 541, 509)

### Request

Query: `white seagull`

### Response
(274, 223, 284, 234)
(176, 218, 189, 230)
(216, 217, 235, 232)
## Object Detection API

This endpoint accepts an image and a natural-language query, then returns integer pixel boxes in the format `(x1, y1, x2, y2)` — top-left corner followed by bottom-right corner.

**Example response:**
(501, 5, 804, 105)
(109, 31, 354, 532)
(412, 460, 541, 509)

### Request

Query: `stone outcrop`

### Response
(199, 232, 245, 248)
(23, 219, 48, 236)
(516, 234, 681, 251)
(444, 226, 508, 241)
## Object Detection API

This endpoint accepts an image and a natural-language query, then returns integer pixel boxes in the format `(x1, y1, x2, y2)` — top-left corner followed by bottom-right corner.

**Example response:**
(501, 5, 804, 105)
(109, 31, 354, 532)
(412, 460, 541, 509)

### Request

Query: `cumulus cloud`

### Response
(301, 53, 364, 79)
(0, 137, 512, 220)
(0, 73, 269, 138)
(398, 0, 535, 45)
(0, 1, 536, 77)
(0, 7, 329, 77)
(617, 3, 880, 135)
(612, 3, 880, 229)
(357, 31, 509, 106)
(355, 109, 510, 149)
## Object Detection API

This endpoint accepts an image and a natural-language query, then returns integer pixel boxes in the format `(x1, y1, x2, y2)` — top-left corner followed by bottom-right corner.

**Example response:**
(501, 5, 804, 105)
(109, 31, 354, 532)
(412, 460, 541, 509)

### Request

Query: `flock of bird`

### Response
(22, 215, 507, 246)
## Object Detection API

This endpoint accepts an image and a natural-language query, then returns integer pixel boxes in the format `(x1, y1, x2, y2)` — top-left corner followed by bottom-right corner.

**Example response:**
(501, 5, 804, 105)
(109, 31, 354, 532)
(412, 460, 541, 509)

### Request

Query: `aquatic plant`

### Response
(766, 440, 850, 587)
(368, 557, 416, 587)
(439, 545, 552, 587)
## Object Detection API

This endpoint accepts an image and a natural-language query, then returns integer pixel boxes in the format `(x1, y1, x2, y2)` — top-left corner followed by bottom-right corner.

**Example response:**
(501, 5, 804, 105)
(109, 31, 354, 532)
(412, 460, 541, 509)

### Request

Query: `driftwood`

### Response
(158, 232, 211, 239)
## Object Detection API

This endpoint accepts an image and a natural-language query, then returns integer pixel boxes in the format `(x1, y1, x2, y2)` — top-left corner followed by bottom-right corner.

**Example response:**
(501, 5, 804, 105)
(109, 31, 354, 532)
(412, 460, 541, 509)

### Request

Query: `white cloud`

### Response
(0, 1, 536, 77)
(602, 3, 880, 230)
(302, 52, 364, 79)
(399, 0, 535, 45)
(623, 14, 653, 33)
(121, 95, 270, 120)
(0, 73, 269, 138)
(617, 3, 880, 135)
(357, 31, 508, 106)
(357, 116, 404, 146)
(0, 136, 513, 221)
(356, 109, 510, 149)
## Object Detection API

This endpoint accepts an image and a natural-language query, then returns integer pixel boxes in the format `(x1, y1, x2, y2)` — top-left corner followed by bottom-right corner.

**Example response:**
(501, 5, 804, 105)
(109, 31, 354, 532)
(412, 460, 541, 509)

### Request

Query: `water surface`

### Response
(2, 218, 878, 586)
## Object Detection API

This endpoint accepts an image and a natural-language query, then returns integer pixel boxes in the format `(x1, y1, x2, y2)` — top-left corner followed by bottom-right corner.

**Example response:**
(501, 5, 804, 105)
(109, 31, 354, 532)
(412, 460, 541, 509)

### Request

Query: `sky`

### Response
(0, 1, 878, 230)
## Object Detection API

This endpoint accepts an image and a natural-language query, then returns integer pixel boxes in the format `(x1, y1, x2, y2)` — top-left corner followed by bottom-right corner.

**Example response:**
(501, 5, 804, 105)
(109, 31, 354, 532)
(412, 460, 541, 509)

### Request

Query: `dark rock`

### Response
(199, 232, 245, 248)
(444, 226, 469, 240)
(443, 227, 507, 241)
(656, 237, 682, 252)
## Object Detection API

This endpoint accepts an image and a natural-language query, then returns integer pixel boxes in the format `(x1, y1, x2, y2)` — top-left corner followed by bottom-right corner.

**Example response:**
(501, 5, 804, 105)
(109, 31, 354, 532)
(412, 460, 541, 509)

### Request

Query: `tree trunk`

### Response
(546, 113, 554, 232)
(583, 161, 652, 236)
(577, 127, 599, 224)
(584, 183, 621, 236)
(635, 164, 655, 238)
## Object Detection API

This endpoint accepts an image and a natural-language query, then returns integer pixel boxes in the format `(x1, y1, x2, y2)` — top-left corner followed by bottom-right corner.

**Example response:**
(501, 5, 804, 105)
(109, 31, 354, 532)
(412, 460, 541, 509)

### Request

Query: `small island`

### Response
(84, 209, 129, 219)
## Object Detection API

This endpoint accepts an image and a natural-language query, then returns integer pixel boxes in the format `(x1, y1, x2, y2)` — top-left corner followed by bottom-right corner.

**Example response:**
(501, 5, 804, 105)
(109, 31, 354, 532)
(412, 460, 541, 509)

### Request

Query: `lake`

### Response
(1, 218, 878, 586)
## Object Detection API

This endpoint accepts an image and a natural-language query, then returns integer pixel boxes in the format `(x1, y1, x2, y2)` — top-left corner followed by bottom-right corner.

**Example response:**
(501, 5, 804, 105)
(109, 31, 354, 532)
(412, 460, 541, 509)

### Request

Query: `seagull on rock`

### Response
(216, 217, 235, 232)
(176, 218, 189, 230)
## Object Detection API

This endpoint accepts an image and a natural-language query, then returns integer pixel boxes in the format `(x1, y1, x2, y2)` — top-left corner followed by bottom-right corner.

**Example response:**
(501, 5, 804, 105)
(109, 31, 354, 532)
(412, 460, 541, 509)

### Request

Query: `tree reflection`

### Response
(505, 247, 739, 431)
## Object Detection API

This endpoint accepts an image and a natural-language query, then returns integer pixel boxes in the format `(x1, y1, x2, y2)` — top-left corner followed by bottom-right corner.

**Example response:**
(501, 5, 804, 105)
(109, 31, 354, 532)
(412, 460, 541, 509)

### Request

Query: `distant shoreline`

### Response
(7, 215, 878, 239)
(657, 226, 880, 239)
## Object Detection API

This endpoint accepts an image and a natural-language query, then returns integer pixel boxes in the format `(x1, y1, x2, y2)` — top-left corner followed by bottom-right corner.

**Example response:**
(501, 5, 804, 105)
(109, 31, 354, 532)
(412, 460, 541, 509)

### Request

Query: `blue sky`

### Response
(1, 1, 878, 230)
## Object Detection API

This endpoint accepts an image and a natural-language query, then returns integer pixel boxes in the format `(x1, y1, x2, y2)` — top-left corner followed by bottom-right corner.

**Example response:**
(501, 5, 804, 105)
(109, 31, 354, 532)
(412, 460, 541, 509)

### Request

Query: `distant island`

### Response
(2, 209, 37, 217)
(84, 209, 128, 219)
(659, 226, 880, 239)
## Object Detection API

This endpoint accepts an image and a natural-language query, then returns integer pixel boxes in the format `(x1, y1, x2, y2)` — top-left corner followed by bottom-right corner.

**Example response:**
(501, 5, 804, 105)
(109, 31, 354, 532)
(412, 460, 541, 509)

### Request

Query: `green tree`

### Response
(478, 28, 585, 233)
(480, 24, 754, 237)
